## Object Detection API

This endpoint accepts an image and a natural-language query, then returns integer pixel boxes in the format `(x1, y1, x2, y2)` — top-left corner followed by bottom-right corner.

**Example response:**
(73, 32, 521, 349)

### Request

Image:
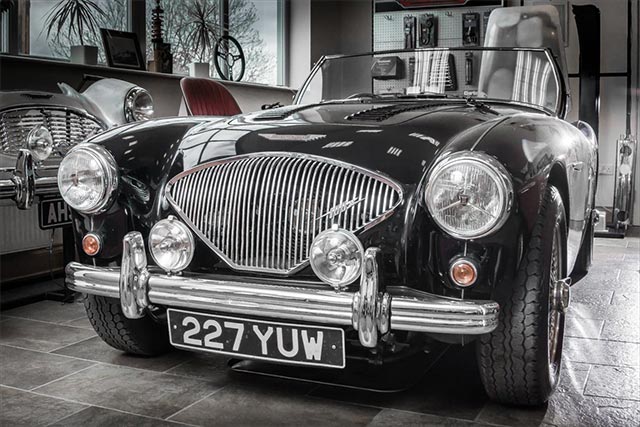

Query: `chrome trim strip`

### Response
(165, 152, 404, 276)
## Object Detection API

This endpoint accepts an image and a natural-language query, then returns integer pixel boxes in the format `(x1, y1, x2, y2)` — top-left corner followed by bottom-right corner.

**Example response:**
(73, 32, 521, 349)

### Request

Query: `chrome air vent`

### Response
(166, 152, 403, 275)
(0, 107, 105, 157)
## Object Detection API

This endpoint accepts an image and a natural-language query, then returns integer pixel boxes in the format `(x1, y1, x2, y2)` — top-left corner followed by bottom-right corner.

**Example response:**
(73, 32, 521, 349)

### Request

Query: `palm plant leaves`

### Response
(182, 0, 220, 63)
(45, 0, 107, 46)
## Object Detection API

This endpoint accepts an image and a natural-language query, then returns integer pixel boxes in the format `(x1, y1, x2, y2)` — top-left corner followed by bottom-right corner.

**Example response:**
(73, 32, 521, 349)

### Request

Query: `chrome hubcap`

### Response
(548, 228, 569, 381)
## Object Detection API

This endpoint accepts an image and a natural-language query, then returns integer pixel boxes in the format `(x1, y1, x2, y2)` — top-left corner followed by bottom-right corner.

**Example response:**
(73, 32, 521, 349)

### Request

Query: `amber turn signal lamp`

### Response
(449, 259, 478, 287)
(82, 233, 101, 256)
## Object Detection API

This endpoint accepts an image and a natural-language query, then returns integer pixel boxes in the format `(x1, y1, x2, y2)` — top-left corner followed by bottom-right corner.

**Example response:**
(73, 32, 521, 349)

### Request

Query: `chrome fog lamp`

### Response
(149, 217, 195, 273)
(57, 143, 118, 214)
(309, 227, 364, 290)
(27, 125, 53, 162)
(425, 151, 513, 239)
(124, 87, 154, 122)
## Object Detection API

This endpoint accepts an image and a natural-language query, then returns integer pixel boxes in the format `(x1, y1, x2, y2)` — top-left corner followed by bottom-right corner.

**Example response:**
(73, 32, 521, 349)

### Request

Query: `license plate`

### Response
(167, 309, 345, 368)
(38, 198, 72, 229)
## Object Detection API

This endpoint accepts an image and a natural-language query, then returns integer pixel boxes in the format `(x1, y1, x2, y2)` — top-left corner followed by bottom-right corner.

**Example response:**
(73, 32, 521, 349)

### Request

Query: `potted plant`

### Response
(182, 0, 219, 77)
(45, 0, 106, 65)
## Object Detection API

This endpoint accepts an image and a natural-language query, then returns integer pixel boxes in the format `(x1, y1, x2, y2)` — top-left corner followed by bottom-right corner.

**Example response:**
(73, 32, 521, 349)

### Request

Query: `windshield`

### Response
(295, 48, 562, 113)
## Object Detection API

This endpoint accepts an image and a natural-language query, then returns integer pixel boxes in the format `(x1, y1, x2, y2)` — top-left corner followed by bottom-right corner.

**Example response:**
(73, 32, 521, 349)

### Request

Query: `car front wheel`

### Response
(84, 294, 172, 356)
(476, 185, 568, 406)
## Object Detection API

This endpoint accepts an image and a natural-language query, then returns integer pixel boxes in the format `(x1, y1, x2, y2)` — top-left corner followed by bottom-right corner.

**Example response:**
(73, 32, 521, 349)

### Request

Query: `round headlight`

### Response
(57, 144, 118, 214)
(425, 152, 513, 239)
(309, 228, 364, 290)
(149, 217, 195, 273)
(124, 87, 154, 122)
(27, 125, 53, 162)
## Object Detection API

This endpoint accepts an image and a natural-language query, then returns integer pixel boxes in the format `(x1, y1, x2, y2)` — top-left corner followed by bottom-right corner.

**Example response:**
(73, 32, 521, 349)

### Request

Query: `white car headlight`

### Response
(149, 217, 195, 273)
(57, 144, 118, 214)
(309, 227, 364, 290)
(124, 87, 154, 122)
(425, 151, 513, 239)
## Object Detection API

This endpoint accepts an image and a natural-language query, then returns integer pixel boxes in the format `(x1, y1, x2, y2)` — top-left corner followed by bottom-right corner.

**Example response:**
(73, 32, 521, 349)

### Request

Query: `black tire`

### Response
(476, 186, 567, 406)
(84, 294, 172, 356)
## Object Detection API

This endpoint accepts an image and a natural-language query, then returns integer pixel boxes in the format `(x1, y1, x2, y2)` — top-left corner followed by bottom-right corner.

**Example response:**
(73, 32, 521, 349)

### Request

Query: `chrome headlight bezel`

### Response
(57, 143, 119, 214)
(424, 151, 513, 240)
(124, 87, 154, 122)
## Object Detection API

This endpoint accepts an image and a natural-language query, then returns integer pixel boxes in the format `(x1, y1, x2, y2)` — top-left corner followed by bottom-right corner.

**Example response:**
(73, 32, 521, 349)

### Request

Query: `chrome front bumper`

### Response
(66, 232, 500, 348)
(0, 149, 59, 209)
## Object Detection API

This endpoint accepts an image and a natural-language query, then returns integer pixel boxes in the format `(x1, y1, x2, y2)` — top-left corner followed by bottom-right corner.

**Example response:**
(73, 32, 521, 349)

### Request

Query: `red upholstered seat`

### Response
(180, 77, 242, 116)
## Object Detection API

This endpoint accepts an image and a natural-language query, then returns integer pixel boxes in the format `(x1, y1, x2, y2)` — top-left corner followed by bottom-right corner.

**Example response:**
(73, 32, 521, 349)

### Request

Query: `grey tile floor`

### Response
(0, 236, 638, 426)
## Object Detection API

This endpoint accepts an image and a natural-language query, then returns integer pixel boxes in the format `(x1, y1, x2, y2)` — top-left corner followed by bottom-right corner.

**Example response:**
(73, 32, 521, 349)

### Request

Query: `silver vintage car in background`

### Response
(0, 78, 153, 280)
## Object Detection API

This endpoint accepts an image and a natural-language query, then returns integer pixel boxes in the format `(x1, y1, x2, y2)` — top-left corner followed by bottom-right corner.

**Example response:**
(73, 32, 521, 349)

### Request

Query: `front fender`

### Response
(474, 113, 593, 273)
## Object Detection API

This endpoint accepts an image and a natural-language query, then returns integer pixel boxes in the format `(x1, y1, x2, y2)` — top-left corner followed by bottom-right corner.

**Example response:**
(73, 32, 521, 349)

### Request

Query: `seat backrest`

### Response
(180, 77, 242, 116)
(478, 5, 566, 111)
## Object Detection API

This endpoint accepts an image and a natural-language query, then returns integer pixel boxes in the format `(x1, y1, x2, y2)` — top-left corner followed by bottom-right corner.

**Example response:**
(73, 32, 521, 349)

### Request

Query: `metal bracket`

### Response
(120, 232, 150, 319)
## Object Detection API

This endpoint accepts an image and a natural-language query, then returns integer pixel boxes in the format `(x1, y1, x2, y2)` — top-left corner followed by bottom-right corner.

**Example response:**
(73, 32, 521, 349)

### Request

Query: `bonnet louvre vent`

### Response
(346, 103, 447, 122)
(253, 104, 319, 121)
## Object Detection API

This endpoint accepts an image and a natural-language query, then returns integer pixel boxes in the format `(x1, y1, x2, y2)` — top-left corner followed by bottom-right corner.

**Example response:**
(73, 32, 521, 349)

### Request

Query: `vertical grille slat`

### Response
(167, 153, 402, 274)
(0, 107, 104, 156)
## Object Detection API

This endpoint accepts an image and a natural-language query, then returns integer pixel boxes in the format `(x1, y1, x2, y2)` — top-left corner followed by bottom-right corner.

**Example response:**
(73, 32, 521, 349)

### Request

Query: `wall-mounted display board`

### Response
(373, 0, 503, 95)
(375, 0, 503, 13)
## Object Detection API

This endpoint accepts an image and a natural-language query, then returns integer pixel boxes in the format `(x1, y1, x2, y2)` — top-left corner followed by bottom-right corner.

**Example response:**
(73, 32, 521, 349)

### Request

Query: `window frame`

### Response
(5, 0, 288, 86)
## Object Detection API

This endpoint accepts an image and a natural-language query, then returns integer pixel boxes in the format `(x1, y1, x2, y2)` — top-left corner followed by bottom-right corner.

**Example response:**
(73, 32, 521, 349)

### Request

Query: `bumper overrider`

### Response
(66, 232, 500, 349)
(0, 149, 59, 209)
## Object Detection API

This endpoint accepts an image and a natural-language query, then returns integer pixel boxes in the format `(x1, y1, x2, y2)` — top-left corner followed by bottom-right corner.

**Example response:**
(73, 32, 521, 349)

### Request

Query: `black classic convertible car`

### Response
(61, 7, 597, 405)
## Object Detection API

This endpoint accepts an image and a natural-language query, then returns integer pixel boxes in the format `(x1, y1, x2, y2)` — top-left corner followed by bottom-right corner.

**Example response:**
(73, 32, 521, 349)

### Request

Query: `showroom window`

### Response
(28, 0, 129, 60)
(8, 0, 285, 86)
(145, 0, 284, 85)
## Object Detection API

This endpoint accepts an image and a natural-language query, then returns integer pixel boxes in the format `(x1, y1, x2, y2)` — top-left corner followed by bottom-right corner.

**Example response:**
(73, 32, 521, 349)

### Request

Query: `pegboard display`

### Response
(373, 5, 502, 95)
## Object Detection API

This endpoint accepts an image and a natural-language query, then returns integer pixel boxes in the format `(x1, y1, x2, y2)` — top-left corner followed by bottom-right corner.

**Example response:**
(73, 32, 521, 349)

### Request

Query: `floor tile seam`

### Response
(0, 344, 213, 382)
(565, 335, 640, 345)
(30, 363, 99, 391)
(580, 364, 594, 395)
(42, 404, 92, 427)
(302, 391, 494, 424)
(1, 384, 197, 427)
(48, 335, 99, 354)
(165, 387, 228, 421)
(0, 314, 94, 330)
(582, 391, 640, 402)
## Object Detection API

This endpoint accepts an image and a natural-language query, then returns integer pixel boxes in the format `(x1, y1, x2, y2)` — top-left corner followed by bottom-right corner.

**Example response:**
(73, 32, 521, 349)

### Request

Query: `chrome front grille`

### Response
(0, 107, 105, 157)
(167, 153, 403, 274)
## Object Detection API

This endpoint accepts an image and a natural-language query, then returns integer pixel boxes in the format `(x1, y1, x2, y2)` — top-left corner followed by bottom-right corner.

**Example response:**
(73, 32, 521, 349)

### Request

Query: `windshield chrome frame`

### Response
(294, 47, 568, 117)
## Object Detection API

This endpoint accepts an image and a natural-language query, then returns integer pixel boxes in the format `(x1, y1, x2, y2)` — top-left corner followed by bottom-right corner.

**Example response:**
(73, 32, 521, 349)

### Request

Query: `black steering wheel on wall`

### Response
(214, 35, 246, 82)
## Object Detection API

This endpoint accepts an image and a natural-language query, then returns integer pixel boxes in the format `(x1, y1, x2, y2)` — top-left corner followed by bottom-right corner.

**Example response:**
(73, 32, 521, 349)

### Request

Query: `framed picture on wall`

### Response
(100, 29, 146, 71)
